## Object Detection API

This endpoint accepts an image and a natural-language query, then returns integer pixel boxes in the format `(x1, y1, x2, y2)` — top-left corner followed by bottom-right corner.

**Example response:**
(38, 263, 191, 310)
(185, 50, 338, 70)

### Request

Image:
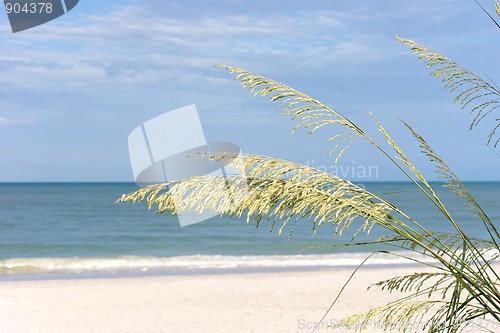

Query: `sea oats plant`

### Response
(118, 2, 500, 332)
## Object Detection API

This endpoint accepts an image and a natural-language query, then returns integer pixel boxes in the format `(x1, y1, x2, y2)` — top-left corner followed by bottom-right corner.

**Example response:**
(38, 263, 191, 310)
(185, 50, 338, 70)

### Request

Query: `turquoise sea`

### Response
(0, 182, 498, 279)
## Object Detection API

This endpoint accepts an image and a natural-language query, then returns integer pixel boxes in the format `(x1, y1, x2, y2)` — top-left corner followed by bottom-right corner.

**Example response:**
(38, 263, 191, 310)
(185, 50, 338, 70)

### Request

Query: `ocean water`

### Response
(0, 182, 498, 278)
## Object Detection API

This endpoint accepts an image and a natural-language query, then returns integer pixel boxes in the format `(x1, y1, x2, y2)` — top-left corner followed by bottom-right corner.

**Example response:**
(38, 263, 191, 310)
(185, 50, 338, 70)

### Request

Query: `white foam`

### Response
(0, 252, 438, 275)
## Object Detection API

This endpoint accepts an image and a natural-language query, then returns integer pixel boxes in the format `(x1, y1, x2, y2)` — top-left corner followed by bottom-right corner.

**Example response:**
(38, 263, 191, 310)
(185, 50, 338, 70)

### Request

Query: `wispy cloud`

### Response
(0, 3, 391, 91)
(0, 117, 30, 125)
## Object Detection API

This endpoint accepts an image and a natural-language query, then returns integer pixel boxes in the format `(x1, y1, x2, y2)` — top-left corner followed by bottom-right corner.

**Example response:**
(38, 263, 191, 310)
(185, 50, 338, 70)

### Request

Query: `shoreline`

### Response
(0, 252, 437, 282)
(0, 262, 426, 282)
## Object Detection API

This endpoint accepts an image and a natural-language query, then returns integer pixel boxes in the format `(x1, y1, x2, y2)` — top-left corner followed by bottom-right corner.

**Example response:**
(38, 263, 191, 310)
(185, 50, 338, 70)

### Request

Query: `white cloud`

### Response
(0, 117, 30, 125)
(0, 5, 370, 92)
(1, 3, 398, 93)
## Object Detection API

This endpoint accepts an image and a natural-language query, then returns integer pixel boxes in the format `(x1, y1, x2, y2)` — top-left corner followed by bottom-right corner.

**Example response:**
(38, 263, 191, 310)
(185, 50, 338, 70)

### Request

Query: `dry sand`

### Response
(0, 266, 430, 333)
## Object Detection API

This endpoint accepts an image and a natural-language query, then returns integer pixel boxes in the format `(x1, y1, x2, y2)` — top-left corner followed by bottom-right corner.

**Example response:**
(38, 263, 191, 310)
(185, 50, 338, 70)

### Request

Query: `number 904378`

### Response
(5, 2, 53, 14)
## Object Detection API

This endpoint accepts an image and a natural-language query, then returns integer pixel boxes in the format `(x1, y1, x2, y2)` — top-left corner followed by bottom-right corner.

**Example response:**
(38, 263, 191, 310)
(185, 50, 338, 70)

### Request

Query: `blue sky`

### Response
(0, 0, 499, 182)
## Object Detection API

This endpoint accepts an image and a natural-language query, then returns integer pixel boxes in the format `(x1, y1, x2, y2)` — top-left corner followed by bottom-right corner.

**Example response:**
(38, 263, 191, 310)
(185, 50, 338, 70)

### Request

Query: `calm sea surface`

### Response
(0, 182, 498, 277)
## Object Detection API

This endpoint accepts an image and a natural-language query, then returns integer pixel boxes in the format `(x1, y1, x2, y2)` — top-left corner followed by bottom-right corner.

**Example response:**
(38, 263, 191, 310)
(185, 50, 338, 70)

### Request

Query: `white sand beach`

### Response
(0, 266, 427, 333)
